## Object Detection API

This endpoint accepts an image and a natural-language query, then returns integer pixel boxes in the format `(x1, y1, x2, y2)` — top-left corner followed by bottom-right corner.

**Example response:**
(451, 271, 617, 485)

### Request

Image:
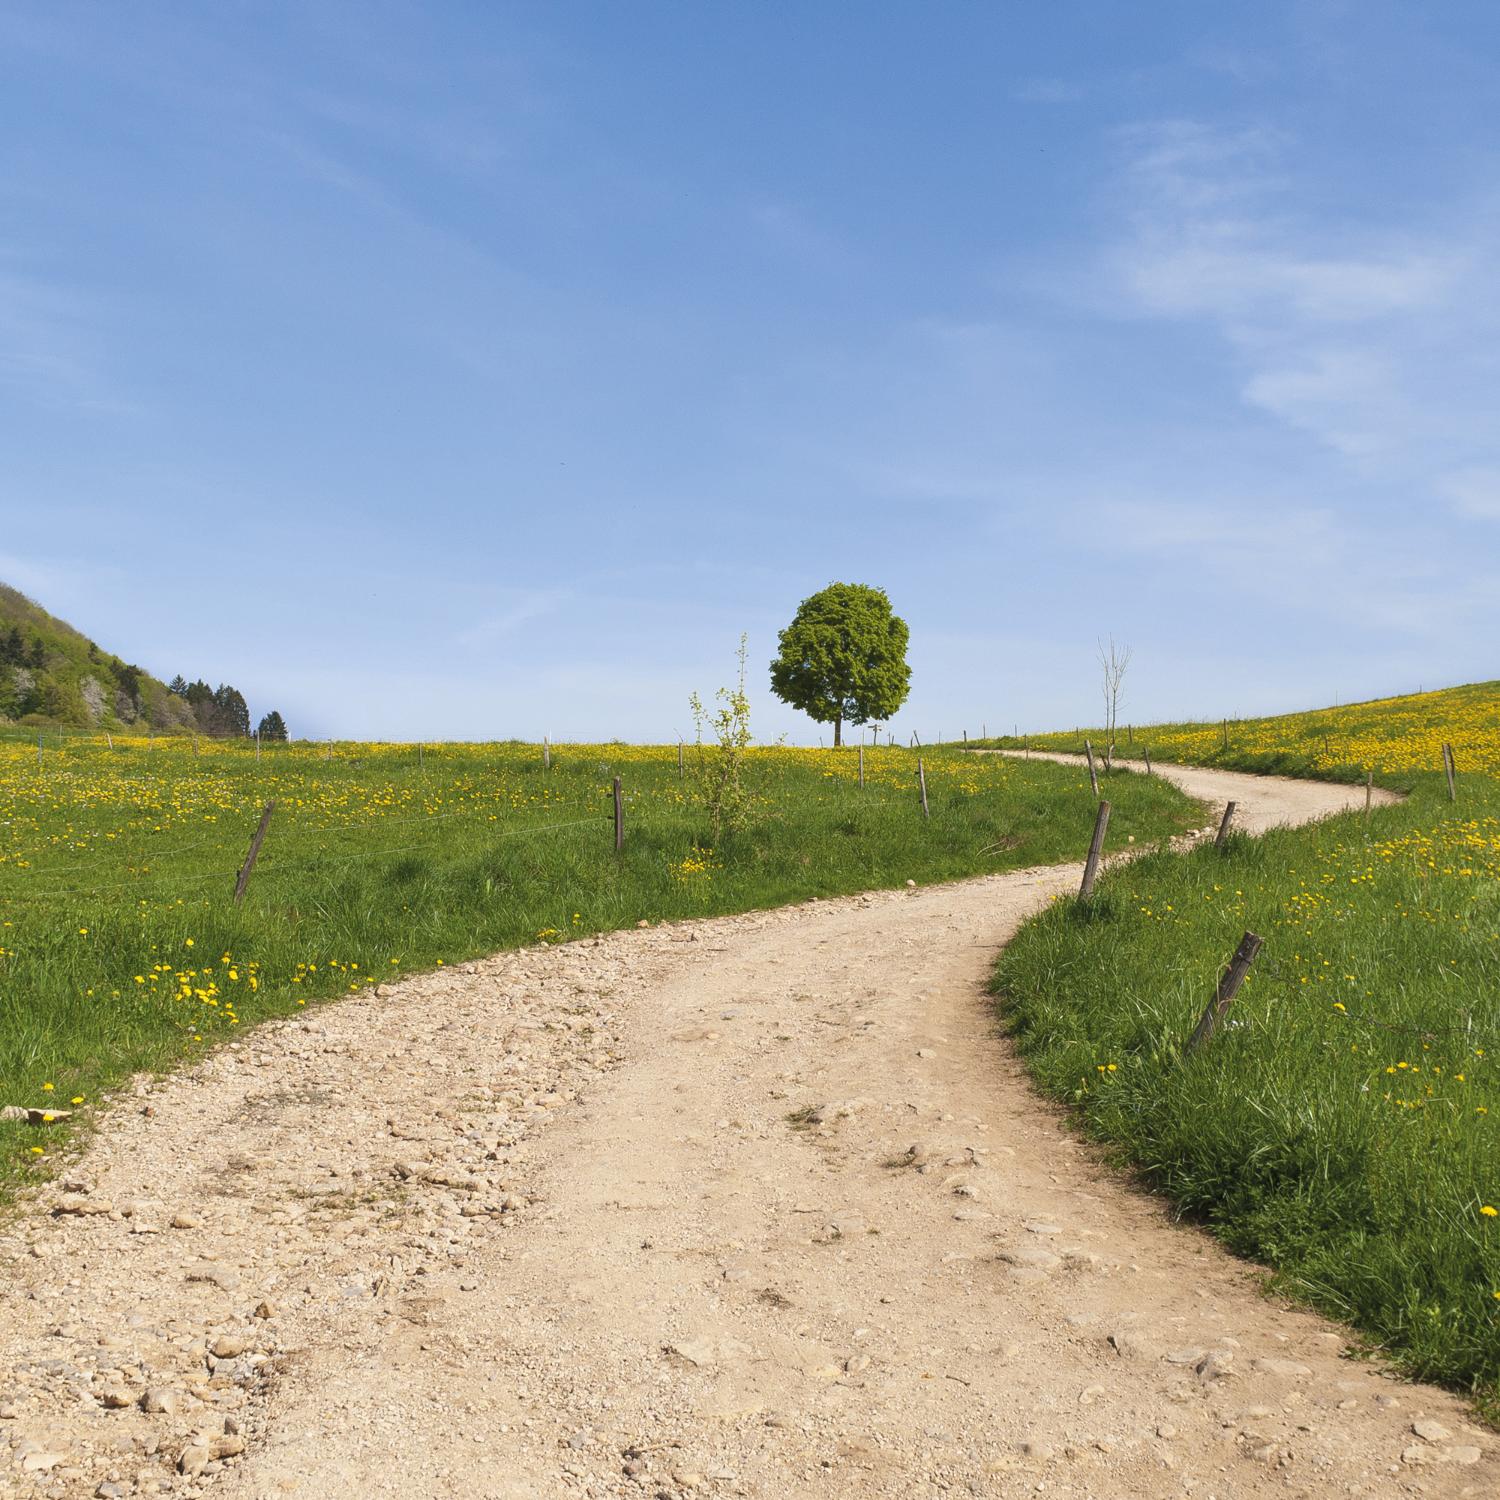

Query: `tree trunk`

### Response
(834, 716, 842, 747)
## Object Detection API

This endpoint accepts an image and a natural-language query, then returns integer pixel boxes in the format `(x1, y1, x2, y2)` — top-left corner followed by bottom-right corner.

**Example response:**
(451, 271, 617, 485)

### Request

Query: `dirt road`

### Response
(2, 760, 1492, 1498)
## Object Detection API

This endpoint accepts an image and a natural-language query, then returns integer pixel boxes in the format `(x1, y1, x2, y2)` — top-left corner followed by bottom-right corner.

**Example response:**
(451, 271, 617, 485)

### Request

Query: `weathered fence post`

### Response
(858, 743, 865, 789)
(418, 742, 423, 770)
(1127, 724, 1133, 747)
(677, 740, 684, 779)
(1186, 931, 1264, 1053)
(1221, 719, 1229, 750)
(613, 776, 623, 852)
(105, 731, 114, 751)
(917, 757, 929, 819)
(1143, 748, 1152, 775)
(1214, 800, 1237, 847)
(1079, 800, 1111, 898)
(233, 801, 276, 906)
(1365, 769, 1373, 819)
(543, 736, 551, 773)
(1443, 743, 1456, 802)
(254, 728, 260, 763)
(1084, 739, 1100, 798)
(36, 733, 42, 766)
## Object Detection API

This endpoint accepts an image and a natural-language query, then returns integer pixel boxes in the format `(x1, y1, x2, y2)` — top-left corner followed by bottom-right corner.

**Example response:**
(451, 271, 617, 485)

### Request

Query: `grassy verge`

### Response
(989, 691, 1500, 1413)
(0, 734, 1198, 1202)
(973, 678, 1500, 784)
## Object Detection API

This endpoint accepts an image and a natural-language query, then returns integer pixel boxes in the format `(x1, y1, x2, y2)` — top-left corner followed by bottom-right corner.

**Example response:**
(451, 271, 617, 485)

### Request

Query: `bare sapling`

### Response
(1097, 635, 1131, 771)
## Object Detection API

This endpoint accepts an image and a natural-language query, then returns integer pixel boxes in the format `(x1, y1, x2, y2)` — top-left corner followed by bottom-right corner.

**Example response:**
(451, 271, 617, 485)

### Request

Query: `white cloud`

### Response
(1104, 119, 1497, 475)
(1440, 468, 1500, 520)
(1014, 78, 1084, 105)
(454, 589, 572, 648)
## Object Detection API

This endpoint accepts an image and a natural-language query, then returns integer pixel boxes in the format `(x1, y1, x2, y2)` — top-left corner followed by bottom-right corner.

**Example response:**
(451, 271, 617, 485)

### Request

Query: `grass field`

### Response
(989, 682, 1500, 1412)
(0, 731, 1197, 1201)
(978, 678, 1500, 783)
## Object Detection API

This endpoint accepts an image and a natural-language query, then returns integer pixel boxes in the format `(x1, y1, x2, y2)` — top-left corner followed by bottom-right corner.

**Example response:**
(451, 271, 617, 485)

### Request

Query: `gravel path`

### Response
(1, 759, 1493, 1498)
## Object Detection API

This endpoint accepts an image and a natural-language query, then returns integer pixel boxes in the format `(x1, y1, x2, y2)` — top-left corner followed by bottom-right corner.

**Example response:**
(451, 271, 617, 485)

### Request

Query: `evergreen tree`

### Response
(168, 675, 188, 697)
(27, 636, 44, 669)
(0, 626, 22, 665)
(212, 684, 251, 737)
(112, 660, 142, 700)
(256, 710, 289, 742)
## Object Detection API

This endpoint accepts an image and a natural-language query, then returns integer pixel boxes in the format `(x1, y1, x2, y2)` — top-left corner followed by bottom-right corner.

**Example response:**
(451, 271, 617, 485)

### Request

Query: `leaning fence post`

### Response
(1365, 769, 1373, 819)
(1186, 931, 1263, 1053)
(1143, 748, 1152, 775)
(613, 776, 623, 852)
(1214, 800, 1237, 846)
(917, 757, 929, 819)
(1443, 743, 1456, 802)
(233, 801, 276, 905)
(858, 743, 865, 789)
(1079, 799, 1111, 898)
(1084, 739, 1100, 797)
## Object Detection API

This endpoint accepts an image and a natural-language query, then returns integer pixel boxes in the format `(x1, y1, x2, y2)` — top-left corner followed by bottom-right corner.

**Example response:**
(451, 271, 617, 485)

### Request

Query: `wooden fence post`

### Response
(1143, 748, 1152, 775)
(418, 743, 423, 770)
(1443, 743, 1456, 802)
(1214, 801, 1237, 847)
(1084, 739, 1100, 797)
(858, 743, 865, 789)
(233, 801, 276, 905)
(543, 736, 551, 773)
(1365, 769, 1373, 819)
(1127, 724, 1133, 747)
(677, 740, 684, 779)
(1186, 931, 1264, 1053)
(1221, 719, 1229, 750)
(36, 733, 42, 766)
(1079, 800, 1111, 898)
(917, 758, 929, 819)
(613, 776, 623, 852)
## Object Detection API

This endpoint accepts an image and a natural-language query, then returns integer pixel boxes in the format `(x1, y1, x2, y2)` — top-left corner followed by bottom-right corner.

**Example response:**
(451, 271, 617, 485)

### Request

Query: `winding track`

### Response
(1, 758, 1493, 1498)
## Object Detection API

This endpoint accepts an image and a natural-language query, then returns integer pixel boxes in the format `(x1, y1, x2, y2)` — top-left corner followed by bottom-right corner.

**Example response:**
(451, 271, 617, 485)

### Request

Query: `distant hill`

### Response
(0, 583, 287, 738)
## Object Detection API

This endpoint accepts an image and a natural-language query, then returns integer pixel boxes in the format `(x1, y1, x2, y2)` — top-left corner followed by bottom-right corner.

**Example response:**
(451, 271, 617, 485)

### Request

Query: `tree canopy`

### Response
(769, 582, 910, 746)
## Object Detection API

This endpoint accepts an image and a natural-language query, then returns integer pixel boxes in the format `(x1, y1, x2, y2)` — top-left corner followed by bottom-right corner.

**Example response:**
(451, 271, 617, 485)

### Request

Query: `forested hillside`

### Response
(0, 583, 286, 737)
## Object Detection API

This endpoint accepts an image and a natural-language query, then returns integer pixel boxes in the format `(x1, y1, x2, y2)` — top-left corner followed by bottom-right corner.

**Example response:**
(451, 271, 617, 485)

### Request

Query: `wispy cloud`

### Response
(0, 267, 138, 414)
(453, 589, 572, 649)
(1440, 468, 1500, 521)
(1104, 119, 1496, 475)
(1013, 78, 1084, 105)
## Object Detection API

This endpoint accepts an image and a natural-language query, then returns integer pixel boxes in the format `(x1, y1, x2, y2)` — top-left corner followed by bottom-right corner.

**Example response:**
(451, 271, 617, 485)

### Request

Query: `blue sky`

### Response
(2, 2, 1497, 742)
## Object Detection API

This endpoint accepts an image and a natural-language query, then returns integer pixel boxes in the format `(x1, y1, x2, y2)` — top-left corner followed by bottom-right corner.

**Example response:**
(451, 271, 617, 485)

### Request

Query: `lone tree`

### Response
(769, 582, 910, 746)
(256, 710, 289, 742)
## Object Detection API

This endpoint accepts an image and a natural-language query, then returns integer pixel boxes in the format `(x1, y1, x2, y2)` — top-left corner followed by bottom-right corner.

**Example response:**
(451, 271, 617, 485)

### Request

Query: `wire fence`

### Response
(0, 803, 688, 908)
